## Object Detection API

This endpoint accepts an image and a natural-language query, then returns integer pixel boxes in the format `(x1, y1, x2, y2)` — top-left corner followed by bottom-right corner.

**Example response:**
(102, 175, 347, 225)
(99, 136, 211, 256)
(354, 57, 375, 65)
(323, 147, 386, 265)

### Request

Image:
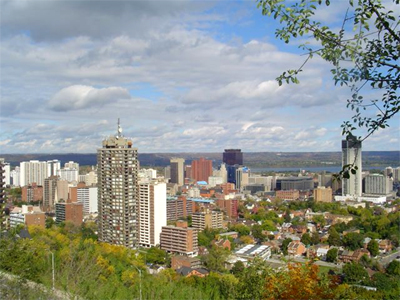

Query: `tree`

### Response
(343, 262, 369, 283)
(202, 246, 230, 272)
(146, 247, 166, 265)
(252, 224, 266, 241)
(311, 231, 320, 245)
(312, 215, 326, 228)
(264, 262, 339, 300)
(342, 232, 364, 250)
(256, 0, 400, 178)
(231, 261, 245, 276)
(301, 233, 312, 246)
(281, 238, 292, 255)
(328, 227, 341, 246)
(367, 239, 379, 257)
(326, 248, 338, 263)
(386, 260, 400, 276)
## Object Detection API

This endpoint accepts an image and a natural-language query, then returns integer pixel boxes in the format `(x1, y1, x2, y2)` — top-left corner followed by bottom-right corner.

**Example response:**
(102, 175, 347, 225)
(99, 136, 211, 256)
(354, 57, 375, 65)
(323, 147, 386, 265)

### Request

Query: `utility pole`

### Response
(132, 265, 142, 300)
(51, 252, 55, 290)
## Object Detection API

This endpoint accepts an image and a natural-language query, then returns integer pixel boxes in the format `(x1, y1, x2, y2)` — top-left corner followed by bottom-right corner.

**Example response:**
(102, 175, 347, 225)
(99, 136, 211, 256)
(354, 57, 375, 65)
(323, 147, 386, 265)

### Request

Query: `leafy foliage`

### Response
(256, 0, 400, 178)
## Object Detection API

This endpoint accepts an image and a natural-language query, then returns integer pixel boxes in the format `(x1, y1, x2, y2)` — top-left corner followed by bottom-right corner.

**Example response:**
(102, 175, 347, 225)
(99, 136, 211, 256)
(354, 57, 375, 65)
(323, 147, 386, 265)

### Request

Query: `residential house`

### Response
(287, 241, 306, 256)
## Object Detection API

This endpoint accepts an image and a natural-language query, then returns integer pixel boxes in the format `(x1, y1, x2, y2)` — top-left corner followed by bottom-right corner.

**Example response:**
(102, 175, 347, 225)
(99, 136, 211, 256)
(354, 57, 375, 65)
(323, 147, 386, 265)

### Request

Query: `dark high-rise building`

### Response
(98, 121, 139, 248)
(223, 149, 243, 166)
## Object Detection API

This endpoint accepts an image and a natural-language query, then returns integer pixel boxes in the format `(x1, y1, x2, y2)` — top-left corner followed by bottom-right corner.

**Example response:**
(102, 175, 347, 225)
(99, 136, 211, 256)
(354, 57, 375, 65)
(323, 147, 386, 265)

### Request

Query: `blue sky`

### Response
(0, 0, 398, 154)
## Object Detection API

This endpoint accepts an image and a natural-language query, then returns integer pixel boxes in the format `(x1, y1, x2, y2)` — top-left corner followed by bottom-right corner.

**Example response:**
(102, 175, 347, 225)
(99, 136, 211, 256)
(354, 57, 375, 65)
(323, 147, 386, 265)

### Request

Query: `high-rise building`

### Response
(47, 160, 61, 177)
(43, 176, 58, 211)
(364, 174, 392, 195)
(65, 161, 79, 170)
(20, 160, 48, 186)
(170, 158, 185, 186)
(313, 187, 333, 202)
(0, 159, 6, 231)
(192, 210, 223, 230)
(77, 185, 98, 215)
(138, 179, 166, 247)
(223, 149, 243, 166)
(97, 121, 139, 248)
(191, 157, 213, 182)
(21, 183, 43, 203)
(384, 167, 393, 178)
(394, 167, 400, 183)
(342, 136, 362, 197)
(11, 167, 20, 187)
(57, 168, 79, 182)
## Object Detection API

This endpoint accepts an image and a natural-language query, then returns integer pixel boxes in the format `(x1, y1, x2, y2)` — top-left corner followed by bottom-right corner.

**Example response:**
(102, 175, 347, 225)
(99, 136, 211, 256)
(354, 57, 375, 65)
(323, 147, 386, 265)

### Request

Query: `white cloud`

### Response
(48, 85, 131, 111)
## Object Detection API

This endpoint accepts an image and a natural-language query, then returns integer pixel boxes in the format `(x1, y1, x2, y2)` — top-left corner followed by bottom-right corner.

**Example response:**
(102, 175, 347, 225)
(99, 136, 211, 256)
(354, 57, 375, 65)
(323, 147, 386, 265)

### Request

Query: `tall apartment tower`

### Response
(170, 158, 185, 186)
(0, 159, 6, 231)
(98, 121, 139, 248)
(342, 136, 362, 197)
(191, 157, 213, 182)
(138, 179, 166, 247)
(223, 149, 243, 166)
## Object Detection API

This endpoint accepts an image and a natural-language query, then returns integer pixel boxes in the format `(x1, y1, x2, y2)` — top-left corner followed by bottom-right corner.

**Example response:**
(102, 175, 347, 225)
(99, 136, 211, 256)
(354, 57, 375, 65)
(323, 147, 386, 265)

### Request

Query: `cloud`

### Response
(48, 85, 131, 111)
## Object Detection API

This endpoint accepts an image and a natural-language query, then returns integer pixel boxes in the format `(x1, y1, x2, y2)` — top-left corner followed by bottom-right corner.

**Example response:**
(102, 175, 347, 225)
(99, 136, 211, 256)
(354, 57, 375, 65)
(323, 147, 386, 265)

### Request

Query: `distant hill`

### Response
(1, 151, 398, 168)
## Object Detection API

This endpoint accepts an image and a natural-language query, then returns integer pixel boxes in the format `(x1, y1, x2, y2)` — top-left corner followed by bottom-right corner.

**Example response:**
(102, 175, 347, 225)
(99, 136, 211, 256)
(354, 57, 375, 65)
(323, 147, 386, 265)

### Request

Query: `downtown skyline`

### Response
(1, 0, 399, 154)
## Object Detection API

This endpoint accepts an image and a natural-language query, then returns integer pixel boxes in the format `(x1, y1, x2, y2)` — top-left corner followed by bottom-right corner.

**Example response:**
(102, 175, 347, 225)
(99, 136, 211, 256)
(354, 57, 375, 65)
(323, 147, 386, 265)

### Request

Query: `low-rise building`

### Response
(171, 256, 202, 270)
(160, 221, 198, 256)
(55, 202, 83, 226)
(192, 210, 223, 230)
(9, 205, 45, 228)
(276, 190, 300, 201)
(235, 244, 271, 260)
(287, 241, 306, 256)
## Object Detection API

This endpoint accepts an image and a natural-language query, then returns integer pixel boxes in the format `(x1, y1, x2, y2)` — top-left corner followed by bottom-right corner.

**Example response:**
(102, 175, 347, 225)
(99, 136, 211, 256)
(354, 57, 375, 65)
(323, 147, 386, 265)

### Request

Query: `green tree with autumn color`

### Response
(256, 0, 400, 178)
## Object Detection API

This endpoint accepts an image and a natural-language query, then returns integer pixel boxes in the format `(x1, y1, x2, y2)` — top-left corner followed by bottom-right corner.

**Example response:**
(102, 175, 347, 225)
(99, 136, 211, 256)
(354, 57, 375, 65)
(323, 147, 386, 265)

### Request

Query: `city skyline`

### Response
(1, 1, 399, 154)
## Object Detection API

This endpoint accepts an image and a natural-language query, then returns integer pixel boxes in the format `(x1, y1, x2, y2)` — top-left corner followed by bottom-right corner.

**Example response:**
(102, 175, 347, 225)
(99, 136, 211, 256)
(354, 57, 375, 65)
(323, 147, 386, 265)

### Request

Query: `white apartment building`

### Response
(77, 186, 98, 215)
(20, 160, 48, 186)
(57, 168, 79, 182)
(11, 167, 20, 186)
(138, 179, 166, 247)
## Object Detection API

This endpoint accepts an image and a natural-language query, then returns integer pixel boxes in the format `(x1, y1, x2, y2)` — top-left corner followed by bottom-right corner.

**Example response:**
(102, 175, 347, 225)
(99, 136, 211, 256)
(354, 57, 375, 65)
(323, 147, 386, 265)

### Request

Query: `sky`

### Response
(0, 0, 398, 154)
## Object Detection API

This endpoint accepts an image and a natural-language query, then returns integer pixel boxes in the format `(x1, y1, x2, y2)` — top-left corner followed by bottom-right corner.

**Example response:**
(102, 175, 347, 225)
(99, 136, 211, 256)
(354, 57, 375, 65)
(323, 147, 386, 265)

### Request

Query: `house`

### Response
(343, 229, 360, 236)
(218, 231, 239, 239)
(213, 238, 231, 250)
(146, 264, 166, 274)
(326, 214, 354, 225)
(176, 267, 209, 277)
(287, 241, 306, 256)
(290, 225, 307, 235)
(378, 239, 392, 253)
(339, 249, 370, 263)
(225, 256, 248, 270)
(171, 256, 202, 270)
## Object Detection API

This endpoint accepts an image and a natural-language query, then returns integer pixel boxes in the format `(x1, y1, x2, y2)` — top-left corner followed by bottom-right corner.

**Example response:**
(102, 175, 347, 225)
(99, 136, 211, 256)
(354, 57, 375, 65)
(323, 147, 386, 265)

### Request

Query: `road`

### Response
(378, 249, 400, 267)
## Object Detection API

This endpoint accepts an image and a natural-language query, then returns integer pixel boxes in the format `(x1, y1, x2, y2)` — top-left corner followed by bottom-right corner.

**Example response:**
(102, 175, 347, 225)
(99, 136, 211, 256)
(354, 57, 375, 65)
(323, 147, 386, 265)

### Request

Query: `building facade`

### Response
(160, 221, 198, 256)
(10, 205, 45, 228)
(170, 158, 185, 186)
(364, 174, 392, 195)
(97, 122, 139, 248)
(223, 149, 243, 166)
(313, 187, 333, 202)
(191, 158, 213, 182)
(342, 136, 362, 197)
(192, 210, 223, 230)
(138, 180, 167, 247)
(77, 185, 98, 215)
(55, 202, 83, 226)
